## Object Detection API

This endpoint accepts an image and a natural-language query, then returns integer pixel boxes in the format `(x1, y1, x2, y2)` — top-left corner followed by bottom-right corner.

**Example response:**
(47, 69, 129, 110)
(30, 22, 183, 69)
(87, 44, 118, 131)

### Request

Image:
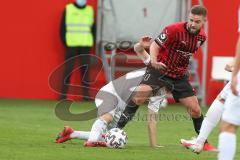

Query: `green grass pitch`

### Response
(0, 99, 239, 160)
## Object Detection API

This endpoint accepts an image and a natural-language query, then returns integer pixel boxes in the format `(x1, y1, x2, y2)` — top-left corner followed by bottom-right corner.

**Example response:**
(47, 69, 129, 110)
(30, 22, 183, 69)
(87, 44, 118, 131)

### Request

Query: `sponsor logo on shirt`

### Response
(156, 32, 168, 44)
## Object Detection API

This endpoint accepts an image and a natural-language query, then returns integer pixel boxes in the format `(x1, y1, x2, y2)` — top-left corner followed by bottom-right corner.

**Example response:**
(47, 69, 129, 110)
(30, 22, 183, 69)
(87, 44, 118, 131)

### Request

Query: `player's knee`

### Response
(221, 122, 237, 133)
(188, 106, 201, 118)
(100, 113, 113, 124)
(132, 85, 152, 105)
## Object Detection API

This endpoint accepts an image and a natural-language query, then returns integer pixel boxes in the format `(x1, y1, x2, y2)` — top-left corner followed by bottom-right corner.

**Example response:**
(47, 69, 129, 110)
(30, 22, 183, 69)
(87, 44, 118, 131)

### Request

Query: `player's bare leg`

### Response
(179, 96, 206, 138)
(132, 84, 153, 105)
(179, 96, 201, 118)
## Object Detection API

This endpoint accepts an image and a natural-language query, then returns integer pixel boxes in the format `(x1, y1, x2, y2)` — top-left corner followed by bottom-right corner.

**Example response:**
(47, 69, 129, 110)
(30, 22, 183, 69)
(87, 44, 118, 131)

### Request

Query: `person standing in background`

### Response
(60, 0, 95, 100)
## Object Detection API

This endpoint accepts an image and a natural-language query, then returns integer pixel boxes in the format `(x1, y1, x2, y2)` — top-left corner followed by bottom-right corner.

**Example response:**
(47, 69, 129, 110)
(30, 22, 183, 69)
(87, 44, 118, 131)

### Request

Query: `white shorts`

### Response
(222, 72, 240, 126)
(95, 82, 167, 129)
(95, 82, 126, 129)
(148, 87, 167, 113)
(219, 81, 231, 100)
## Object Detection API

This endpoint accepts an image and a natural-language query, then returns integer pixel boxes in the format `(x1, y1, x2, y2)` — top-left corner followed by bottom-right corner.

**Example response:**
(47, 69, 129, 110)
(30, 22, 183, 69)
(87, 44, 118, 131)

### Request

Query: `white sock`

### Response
(88, 119, 107, 142)
(218, 132, 236, 160)
(196, 99, 224, 144)
(70, 131, 90, 140)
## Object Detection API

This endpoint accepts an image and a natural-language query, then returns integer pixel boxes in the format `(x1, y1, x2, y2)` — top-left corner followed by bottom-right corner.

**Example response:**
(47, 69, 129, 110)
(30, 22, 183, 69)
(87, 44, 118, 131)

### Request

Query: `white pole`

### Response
(198, 0, 208, 106)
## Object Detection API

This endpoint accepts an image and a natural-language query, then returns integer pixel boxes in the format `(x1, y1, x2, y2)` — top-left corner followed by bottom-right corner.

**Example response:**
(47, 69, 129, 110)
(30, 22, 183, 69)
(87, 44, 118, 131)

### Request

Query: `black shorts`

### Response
(141, 65, 195, 102)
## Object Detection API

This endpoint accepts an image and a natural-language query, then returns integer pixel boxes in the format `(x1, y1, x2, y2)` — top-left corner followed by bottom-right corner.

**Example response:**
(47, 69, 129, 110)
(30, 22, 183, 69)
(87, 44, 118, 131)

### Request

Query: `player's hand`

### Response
(139, 36, 152, 49)
(224, 64, 234, 72)
(151, 61, 167, 70)
(153, 144, 164, 148)
(231, 75, 239, 96)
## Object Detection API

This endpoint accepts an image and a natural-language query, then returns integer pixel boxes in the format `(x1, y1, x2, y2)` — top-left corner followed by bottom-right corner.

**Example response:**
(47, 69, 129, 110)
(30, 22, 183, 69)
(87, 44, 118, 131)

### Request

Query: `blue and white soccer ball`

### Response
(105, 128, 128, 149)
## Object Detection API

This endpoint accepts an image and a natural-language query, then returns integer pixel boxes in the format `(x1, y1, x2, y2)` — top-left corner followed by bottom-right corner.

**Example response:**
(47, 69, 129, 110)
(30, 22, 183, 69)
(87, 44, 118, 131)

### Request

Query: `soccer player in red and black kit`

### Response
(117, 5, 215, 150)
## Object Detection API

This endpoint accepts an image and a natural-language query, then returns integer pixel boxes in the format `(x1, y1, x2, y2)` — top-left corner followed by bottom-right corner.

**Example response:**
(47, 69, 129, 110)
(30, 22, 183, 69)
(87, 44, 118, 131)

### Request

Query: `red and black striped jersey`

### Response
(154, 22, 206, 78)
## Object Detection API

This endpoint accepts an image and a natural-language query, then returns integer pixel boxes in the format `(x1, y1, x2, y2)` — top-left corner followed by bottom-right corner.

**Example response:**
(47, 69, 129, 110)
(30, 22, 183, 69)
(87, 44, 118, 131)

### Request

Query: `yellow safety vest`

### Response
(65, 4, 94, 47)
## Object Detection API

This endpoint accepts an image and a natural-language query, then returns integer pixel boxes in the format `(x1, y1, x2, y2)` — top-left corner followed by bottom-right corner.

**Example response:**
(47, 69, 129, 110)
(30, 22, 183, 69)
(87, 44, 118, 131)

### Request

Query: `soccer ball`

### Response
(105, 128, 128, 149)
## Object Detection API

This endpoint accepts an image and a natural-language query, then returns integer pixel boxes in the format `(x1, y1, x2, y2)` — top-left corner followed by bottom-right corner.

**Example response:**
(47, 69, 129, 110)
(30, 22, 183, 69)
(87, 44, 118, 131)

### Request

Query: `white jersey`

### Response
(222, 9, 240, 126)
(95, 68, 146, 112)
(95, 67, 166, 129)
(222, 72, 240, 126)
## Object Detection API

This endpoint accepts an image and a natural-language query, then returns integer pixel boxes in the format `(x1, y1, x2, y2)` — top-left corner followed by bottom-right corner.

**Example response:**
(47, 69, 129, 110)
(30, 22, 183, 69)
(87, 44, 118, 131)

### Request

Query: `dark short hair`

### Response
(191, 5, 207, 17)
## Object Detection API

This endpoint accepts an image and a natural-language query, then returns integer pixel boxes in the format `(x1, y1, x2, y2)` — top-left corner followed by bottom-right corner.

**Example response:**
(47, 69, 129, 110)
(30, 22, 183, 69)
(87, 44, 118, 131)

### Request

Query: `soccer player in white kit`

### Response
(55, 37, 167, 147)
(181, 8, 240, 155)
(180, 62, 233, 153)
(218, 9, 240, 160)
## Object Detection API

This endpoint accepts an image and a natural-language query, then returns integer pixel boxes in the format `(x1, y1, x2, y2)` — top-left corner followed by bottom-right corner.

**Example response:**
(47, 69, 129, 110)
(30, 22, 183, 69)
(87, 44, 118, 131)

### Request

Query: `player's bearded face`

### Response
(187, 14, 206, 34)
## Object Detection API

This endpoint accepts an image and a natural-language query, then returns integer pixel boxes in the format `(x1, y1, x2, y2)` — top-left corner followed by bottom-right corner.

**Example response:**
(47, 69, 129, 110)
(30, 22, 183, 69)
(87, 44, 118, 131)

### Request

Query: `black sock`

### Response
(116, 100, 139, 129)
(192, 114, 209, 144)
(192, 114, 204, 135)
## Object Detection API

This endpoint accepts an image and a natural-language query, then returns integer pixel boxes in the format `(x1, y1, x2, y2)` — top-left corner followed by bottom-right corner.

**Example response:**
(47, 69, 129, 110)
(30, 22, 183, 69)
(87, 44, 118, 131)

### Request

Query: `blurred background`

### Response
(0, 0, 239, 106)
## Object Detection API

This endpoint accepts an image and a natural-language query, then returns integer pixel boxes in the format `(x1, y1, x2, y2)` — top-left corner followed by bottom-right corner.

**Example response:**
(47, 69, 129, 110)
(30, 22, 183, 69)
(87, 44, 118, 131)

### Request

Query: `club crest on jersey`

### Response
(157, 32, 168, 44)
(197, 40, 202, 48)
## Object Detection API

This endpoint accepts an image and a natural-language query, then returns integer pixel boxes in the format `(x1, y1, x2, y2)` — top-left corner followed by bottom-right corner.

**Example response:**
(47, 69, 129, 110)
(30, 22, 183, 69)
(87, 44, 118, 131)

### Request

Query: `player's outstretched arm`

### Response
(231, 34, 240, 95)
(134, 43, 150, 64)
(134, 36, 151, 64)
(147, 108, 158, 147)
(147, 108, 164, 148)
(147, 90, 167, 148)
